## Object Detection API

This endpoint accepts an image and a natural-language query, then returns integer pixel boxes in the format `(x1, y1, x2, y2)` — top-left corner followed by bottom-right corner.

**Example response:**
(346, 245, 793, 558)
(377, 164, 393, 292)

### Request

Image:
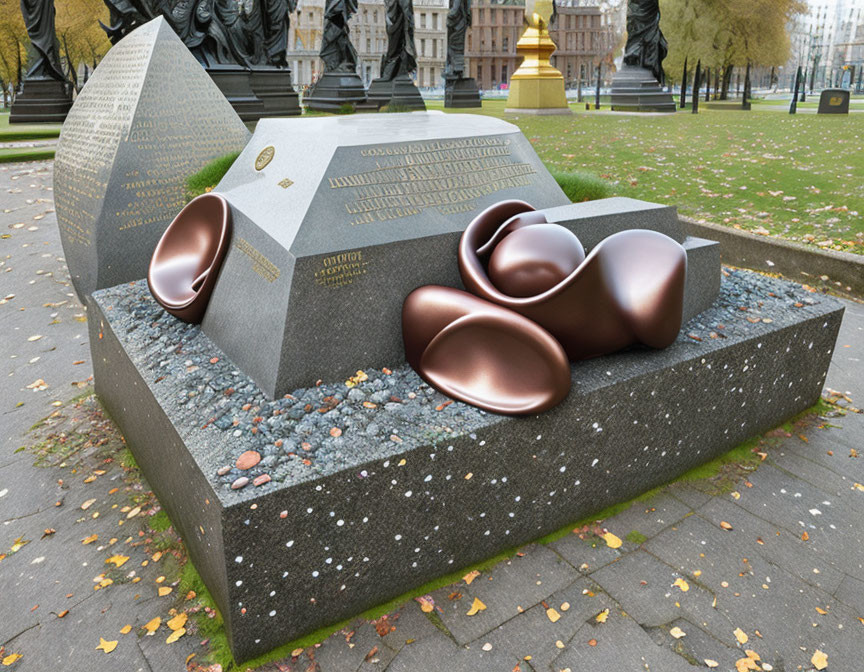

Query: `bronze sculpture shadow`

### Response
(459, 200, 687, 360)
(402, 199, 687, 416)
(148, 193, 232, 324)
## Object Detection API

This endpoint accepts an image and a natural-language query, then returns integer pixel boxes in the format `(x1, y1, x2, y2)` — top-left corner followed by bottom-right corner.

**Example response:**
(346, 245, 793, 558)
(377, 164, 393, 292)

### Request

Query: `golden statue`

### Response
(505, 0, 570, 113)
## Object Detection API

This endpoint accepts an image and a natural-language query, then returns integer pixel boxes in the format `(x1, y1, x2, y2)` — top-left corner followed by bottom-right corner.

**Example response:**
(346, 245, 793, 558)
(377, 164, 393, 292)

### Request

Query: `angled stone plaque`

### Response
(54, 17, 251, 300)
(202, 112, 571, 397)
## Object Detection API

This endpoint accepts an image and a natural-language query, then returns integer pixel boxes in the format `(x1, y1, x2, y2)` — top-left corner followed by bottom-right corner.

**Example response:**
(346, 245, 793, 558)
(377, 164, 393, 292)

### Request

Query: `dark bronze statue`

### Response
(380, 0, 417, 80)
(20, 0, 66, 81)
(261, 0, 298, 67)
(402, 200, 687, 415)
(319, 0, 359, 72)
(444, 0, 470, 80)
(622, 0, 668, 85)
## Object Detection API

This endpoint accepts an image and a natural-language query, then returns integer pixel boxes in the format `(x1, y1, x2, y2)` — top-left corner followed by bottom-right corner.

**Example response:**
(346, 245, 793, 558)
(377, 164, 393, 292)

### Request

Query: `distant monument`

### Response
(443, 0, 481, 108)
(505, 0, 570, 114)
(100, 0, 301, 119)
(303, 0, 368, 111)
(609, 0, 675, 112)
(9, 0, 73, 124)
(54, 18, 250, 300)
(365, 0, 426, 109)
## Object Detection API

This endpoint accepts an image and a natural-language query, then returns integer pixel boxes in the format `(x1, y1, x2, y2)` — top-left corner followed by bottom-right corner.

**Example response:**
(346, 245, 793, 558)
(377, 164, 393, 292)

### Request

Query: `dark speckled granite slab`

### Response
(87, 270, 843, 662)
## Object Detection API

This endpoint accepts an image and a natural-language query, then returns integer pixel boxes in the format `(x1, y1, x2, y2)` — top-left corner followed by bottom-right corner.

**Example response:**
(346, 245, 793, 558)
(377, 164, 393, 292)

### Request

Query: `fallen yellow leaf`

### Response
(669, 626, 686, 639)
(735, 657, 759, 672)
(734, 627, 748, 644)
(416, 595, 434, 613)
(815, 606, 828, 615)
(811, 649, 828, 670)
(673, 578, 690, 592)
(546, 607, 561, 623)
(463, 570, 480, 585)
(853, 483, 864, 492)
(720, 521, 733, 531)
(466, 597, 486, 616)
(96, 638, 118, 654)
(2, 653, 23, 666)
(167, 613, 188, 631)
(82, 534, 98, 545)
(105, 555, 129, 568)
(143, 617, 161, 634)
(704, 660, 719, 668)
(166, 627, 186, 644)
(595, 608, 609, 623)
(291, 648, 304, 658)
(158, 586, 172, 597)
(120, 624, 132, 635)
(601, 532, 622, 549)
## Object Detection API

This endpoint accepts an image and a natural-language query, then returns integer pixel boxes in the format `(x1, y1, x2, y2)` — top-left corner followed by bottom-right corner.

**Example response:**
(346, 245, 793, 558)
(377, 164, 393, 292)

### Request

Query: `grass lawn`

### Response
(0, 111, 62, 141)
(0, 145, 56, 163)
(426, 99, 864, 255)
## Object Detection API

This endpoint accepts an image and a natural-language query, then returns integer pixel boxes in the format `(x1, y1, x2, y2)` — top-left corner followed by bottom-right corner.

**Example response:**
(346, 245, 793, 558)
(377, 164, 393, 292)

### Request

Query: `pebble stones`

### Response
(231, 476, 250, 490)
(236, 450, 262, 470)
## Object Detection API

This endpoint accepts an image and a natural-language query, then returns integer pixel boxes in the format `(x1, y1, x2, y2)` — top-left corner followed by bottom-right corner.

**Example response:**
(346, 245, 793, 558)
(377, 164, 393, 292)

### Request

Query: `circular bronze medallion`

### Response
(255, 146, 275, 171)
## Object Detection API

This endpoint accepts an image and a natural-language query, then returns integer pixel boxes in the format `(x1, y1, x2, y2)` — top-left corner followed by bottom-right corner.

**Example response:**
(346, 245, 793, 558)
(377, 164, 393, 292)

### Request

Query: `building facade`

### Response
(787, 0, 864, 89)
(287, 0, 611, 91)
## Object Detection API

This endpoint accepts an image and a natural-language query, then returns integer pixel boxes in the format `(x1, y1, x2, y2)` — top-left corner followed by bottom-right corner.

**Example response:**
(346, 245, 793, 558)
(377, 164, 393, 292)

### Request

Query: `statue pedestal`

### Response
(444, 77, 481, 108)
(363, 73, 426, 110)
(9, 78, 72, 124)
(303, 71, 368, 112)
(505, 20, 570, 114)
(250, 66, 301, 117)
(610, 65, 676, 113)
(207, 65, 265, 122)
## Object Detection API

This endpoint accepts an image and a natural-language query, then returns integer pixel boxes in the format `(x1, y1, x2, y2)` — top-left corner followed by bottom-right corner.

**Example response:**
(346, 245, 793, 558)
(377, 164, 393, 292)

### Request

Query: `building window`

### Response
(421, 39, 426, 56)
(503, 36, 509, 51)
(501, 65, 507, 82)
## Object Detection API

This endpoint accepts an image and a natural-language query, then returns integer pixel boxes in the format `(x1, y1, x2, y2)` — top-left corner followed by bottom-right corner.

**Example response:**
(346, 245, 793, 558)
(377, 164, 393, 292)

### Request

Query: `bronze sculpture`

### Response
(444, 0, 470, 80)
(380, 0, 418, 80)
(148, 193, 233, 324)
(622, 0, 667, 86)
(19, 0, 66, 81)
(402, 286, 571, 415)
(319, 0, 360, 73)
(402, 200, 687, 415)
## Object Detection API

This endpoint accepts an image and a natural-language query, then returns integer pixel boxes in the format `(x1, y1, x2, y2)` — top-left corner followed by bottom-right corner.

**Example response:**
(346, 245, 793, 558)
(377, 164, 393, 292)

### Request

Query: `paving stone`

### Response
(474, 577, 610, 672)
(665, 482, 714, 510)
(646, 617, 743, 671)
(385, 630, 521, 672)
(315, 622, 388, 672)
(834, 574, 864, 617)
(548, 533, 623, 574)
(696, 495, 846, 594)
(770, 448, 864, 516)
(602, 492, 692, 542)
(781, 413, 864, 482)
(379, 603, 443, 651)
(432, 544, 579, 645)
(549, 605, 695, 672)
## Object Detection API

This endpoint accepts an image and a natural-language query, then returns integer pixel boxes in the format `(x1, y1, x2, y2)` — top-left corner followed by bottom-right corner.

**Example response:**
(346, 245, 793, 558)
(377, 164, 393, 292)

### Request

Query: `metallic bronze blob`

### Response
(148, 193, 232, 324)
(402, 285, 571, 415)
(459, 199, 687, 360)
(487, 223, 585, 298)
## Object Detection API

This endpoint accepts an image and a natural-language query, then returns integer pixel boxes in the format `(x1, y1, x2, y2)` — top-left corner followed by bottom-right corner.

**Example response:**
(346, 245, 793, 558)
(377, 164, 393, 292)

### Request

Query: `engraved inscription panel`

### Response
(328, 137, 537, 226)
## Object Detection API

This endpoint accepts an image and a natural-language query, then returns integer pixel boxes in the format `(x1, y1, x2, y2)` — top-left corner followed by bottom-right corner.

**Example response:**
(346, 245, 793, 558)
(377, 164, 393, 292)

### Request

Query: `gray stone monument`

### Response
(201, 112, 569, 397)
(54, 17, 251, 300)
(817, 88, 850, 114)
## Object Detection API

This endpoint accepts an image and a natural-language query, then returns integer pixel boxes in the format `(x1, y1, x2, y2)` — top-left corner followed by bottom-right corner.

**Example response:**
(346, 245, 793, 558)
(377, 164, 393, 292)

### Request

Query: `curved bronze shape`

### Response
(148, 193, 232, 324)
(402, 286, 571, 415)
(459, 200, 687, 360)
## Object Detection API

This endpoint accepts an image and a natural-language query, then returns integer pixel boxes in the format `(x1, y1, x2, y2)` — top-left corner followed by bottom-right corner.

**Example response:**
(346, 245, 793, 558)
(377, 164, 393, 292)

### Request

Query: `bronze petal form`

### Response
(459, 200, 687, 360)
(148, 193, 232, 324)
(402, 286, 571, 415)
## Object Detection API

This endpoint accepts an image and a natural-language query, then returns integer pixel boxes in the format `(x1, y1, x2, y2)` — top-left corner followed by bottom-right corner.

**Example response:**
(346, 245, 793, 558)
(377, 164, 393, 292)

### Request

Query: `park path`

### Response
(0, 160, 863, 672)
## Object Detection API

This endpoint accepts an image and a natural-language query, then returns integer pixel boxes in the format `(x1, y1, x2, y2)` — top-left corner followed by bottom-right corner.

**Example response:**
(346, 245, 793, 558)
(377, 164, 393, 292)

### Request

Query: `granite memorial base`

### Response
(53, 17, 250, 300)
(208, 65, 266, 122)
(444, 77, 482, 108)
(610, 65, 676, 113)
(818, 88, 850, 114)
(250, 67, 301, 117)
(303, 72, 368, 112)
(88, 269, 843, 662)
(364, 74, 426, 110)
(8, 77, 72, 124)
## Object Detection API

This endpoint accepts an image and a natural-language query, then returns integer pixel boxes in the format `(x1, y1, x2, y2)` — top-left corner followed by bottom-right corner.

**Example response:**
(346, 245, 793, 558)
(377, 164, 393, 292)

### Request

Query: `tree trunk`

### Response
(720, 65, 732, 100)
(680, 56, 687, 108)
(692, 60, 701, 114)
(705, 67, 710, 101)
(595, 63, 601, 110)
(742, 61, 750, 110)
(789, 66, 801, 114)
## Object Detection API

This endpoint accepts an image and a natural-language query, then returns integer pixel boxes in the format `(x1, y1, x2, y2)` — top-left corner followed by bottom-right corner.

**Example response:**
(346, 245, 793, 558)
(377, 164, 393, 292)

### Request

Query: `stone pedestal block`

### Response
(208, 65, 266, 122)
(444, 77, 481, 108)
(610, 65, 676, 113)
(364, 74, 426, 110)
(88, 269, 843, 662)
(250, 67, 301, 117)
(53, 17, 250, 300)
(8, 78, 72, 124)
(303, 71, 368, 112)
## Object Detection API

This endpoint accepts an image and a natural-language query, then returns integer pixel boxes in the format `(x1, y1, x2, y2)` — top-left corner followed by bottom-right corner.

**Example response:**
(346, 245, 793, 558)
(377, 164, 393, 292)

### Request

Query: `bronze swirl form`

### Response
(403, 200, 686, 415)
(459, 200, 687, 360)
(148, 193, 232, 324)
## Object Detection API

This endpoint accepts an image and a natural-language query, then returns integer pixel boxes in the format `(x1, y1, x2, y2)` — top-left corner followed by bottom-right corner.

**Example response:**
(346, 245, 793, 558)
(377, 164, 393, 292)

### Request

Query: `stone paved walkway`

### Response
(1, 160, 863, 672)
